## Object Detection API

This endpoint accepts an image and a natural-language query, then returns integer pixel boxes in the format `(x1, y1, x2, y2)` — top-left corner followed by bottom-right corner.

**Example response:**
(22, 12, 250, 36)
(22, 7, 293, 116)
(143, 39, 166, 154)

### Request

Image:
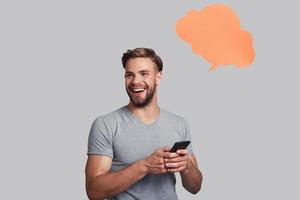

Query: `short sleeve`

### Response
(87, 117, 114, 158)
(183, 118, 194, 155)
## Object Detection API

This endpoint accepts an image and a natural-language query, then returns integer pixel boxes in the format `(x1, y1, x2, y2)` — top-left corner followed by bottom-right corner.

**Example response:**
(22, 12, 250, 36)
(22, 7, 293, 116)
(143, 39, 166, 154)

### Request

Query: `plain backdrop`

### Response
(1, 0, 299, 199)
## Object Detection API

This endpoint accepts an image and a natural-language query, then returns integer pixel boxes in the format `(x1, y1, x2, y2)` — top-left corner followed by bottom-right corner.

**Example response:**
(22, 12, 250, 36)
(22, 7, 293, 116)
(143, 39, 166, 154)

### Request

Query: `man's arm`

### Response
(85, 147, 170, 200)
(165, 150, 203, 194)
(85, 155, 147, 200)
(179, 155, 203, 194)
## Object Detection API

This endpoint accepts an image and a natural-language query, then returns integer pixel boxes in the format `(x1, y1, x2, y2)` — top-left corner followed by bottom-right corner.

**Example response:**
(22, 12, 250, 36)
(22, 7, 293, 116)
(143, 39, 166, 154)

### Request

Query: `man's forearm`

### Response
(87, 160, 147, 200)
(180, 158, 203, 194)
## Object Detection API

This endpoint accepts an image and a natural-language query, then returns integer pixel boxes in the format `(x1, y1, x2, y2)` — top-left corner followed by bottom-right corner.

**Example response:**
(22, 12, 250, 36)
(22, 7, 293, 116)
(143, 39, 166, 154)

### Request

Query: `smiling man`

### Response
(85, 48, 203, 200)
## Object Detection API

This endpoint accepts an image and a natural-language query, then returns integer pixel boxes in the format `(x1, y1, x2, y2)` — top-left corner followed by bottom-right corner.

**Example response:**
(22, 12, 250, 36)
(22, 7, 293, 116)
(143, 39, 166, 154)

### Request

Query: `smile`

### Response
(132, 88, 145, 93)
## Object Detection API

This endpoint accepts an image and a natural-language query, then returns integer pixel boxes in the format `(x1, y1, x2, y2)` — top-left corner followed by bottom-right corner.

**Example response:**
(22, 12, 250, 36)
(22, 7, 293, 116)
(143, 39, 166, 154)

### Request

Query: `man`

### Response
(85, 48, 203, 200)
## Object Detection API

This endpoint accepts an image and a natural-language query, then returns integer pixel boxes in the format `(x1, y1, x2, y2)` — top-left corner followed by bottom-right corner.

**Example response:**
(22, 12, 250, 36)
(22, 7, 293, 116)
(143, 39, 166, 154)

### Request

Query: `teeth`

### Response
(132, 88, 145, 92)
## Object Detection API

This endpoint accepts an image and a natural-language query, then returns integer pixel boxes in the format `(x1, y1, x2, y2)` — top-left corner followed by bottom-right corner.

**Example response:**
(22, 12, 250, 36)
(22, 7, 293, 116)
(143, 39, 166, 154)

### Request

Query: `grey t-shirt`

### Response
(87, 106, 193, 200)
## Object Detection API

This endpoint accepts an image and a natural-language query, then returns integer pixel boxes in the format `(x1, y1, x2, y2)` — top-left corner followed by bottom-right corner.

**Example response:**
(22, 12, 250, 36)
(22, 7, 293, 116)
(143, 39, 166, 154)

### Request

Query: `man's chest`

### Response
(112, 123, 184, 164)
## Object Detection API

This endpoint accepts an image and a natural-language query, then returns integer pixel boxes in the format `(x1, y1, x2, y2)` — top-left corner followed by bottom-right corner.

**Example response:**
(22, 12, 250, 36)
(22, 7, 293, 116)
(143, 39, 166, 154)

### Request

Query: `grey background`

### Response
(0, 0, 299, 199)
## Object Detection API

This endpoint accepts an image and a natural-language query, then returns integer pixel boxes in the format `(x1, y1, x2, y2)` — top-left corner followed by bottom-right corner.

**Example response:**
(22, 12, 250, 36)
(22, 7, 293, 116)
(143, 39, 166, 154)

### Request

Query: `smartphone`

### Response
(170, 141, 191, 153)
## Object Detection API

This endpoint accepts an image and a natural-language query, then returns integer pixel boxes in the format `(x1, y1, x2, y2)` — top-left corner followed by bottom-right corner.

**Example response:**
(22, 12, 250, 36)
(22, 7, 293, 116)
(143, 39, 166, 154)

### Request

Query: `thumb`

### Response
(163, 146, 171, 152)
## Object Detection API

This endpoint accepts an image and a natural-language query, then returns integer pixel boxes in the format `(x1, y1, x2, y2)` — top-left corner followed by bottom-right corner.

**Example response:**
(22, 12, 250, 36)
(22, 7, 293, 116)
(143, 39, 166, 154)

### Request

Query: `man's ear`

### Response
(156, 71, 163, 85)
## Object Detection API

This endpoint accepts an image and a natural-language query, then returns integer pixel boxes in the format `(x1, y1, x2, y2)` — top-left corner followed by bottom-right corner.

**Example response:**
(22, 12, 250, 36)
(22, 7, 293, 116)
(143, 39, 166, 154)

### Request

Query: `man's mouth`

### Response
(130, 87, 146, 95)
(132, 88, 145, 92)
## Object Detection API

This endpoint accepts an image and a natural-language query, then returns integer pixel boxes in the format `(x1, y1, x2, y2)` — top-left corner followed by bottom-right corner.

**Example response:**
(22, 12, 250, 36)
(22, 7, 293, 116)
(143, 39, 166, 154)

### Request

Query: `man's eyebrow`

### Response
(125, 70, 150, 73)
(138, 70, 150, 73)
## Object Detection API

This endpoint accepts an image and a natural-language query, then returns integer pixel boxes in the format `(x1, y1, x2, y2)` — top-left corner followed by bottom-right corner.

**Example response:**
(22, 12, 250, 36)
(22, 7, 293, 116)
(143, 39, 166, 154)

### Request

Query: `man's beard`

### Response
(126, 83, 156, 108)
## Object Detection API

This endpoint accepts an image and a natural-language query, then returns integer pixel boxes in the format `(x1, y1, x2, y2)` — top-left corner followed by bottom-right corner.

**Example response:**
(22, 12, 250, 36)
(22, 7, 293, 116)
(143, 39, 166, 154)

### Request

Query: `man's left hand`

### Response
(164, 149, 190, 173)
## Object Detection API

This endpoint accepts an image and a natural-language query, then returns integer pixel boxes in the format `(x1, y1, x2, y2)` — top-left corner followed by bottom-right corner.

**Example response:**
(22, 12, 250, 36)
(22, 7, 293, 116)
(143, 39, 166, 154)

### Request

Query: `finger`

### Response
(146, 157, 164, 167)
(176, 149, 189, 155)
(148, 163, 165, 169)
(165, 161, 187, 168)
(161, 151, 169, 158)
(152, 157, 164, 165)
(167, 152, 179, 159)
(158, 157, 165, 164)
(158, 147, 171, 157)
(163, 152, 177, 160)
(165, 155, 188, 163)
(146, 163, 162, 168)
(151, 164, 168, 174)
(167, 165, 187, 173)
(163, 146, 171, 152)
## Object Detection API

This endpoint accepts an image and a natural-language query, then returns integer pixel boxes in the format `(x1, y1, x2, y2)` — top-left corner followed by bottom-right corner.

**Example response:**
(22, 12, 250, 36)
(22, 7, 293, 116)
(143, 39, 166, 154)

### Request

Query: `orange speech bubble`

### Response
(176, 4, 255, 71)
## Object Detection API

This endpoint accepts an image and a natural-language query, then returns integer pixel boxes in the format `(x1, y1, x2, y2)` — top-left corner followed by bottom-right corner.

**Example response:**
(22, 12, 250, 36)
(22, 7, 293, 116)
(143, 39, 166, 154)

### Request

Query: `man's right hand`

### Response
(141, 147, 171, 175)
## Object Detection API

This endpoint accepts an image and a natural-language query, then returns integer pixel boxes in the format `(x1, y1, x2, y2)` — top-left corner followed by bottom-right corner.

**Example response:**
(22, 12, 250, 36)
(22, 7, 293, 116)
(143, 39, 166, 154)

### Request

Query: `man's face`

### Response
(124, 57, 162, 107)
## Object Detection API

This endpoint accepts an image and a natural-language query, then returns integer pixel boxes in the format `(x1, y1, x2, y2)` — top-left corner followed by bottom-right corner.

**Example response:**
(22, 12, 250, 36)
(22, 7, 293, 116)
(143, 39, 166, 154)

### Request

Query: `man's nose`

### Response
(132, 75, 142, 84)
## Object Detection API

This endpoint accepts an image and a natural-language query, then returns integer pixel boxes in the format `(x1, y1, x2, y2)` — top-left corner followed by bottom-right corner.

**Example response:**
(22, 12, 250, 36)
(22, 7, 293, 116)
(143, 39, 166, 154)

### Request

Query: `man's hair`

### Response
(121, 47, 163, 72)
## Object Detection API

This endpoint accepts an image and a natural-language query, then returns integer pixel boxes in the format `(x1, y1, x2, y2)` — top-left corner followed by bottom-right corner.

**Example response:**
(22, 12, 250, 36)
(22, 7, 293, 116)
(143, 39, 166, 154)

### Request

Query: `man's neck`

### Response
(127, 102, 160, 125)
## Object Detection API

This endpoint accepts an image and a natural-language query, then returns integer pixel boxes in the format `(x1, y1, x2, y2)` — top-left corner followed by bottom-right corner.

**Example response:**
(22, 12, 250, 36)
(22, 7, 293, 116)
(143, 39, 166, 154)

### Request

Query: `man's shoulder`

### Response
(161, 108, 186, 123)
(93, 106, 125, 124)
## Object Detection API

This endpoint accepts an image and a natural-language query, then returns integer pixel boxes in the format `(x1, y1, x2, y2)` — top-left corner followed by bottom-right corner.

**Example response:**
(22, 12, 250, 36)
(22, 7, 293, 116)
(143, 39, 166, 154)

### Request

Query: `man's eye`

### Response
(125, 74, 132, 78)
(142, 73, 149, 76)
